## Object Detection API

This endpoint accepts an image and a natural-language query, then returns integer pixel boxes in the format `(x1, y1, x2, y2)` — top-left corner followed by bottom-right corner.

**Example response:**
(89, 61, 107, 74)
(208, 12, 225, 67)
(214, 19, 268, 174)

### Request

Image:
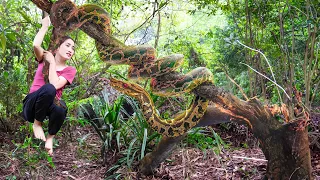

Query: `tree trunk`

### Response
(245, 0, 254, 97)
(262, 121, 312, 179)
(31, 0, 52, 13)
(193, 83, 312, 180)
(154, 1, 161, 49)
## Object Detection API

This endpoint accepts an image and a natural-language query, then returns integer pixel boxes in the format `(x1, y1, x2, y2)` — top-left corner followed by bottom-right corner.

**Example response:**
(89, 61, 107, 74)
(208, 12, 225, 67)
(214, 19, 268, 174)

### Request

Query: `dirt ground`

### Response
(0, 121, 319, 180)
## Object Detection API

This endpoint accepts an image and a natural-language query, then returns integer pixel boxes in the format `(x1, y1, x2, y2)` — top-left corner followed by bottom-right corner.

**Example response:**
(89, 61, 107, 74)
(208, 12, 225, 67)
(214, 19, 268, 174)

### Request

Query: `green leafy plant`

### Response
(79, 90, 160, 179)
(79, 89, 125, 162)
(5, 175, 17, 180)
(11, 124, 55, 168)
(104, 95, 160, 179)
(186, 126, 229, 155)
(0, 66, 27, 117)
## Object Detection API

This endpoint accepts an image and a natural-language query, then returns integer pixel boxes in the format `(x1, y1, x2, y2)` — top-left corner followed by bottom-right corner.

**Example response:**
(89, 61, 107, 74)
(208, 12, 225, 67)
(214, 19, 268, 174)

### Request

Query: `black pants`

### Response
(22, 84, 67, 135)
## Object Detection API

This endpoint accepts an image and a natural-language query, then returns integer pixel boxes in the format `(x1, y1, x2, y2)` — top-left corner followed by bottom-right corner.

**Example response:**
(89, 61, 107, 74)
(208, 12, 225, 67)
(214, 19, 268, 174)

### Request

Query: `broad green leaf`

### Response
(6, 32, 16, 41)
(3, 71, 9, 78)
(0, 33, 6, 53)
(127, 137, 137, 167)
(116, 131, 121, 151)
(159, 1, 167, 9)
(17, 10, 31, 23)
(140, 128, 147, 159)
(105, 173, 121, 180)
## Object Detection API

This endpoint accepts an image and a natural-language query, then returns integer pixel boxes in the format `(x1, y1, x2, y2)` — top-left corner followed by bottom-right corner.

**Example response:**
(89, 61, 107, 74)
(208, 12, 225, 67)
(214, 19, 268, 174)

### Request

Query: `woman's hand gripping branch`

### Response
(33, 16, 51, 62)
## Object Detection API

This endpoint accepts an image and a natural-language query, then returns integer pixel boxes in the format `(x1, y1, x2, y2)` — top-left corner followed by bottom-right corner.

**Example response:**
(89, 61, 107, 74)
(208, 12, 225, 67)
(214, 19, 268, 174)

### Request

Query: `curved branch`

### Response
(31, 0, 53, 13)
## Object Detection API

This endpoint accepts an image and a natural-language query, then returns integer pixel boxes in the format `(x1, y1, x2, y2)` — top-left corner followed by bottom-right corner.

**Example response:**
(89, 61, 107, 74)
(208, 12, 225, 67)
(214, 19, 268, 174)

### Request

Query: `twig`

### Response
(289, 167, 300, 180)
(154, 6, 161, 49)
(240, 62, 291, 100)
(206, 167, 229, 179)
(190, 156, 201, 163)
(124, 1, 168, 42)
(300, 102, 311, 113)
(0, 152, 13, 160)
(232, 156, 268, 162)
(291, 5, 308, 18)
(237, 40, 287, 102)
(62, 175, 79, 180)
(182, 148, 186, 178)
(223, 69, 249, 101)
(4, 21, 30, 31)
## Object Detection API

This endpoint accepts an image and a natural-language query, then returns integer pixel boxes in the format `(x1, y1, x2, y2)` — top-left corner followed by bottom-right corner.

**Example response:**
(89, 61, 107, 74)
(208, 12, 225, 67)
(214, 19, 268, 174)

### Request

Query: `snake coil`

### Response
(49, 0, 214, 137)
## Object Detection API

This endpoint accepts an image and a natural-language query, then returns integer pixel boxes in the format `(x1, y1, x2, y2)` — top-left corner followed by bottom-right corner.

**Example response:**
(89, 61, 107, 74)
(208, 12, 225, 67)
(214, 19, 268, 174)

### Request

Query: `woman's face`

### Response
(56, 38, 75, 60)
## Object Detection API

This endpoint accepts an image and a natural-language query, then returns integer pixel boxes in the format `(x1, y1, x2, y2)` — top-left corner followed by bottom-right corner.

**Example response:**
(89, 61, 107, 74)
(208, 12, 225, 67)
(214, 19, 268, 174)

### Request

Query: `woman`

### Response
(22, 16, 77, 155)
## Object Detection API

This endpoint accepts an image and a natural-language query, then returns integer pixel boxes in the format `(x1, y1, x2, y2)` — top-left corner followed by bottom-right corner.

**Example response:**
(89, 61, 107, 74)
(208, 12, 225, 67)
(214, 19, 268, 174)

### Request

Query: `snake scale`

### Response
(49, 0, 214, 137)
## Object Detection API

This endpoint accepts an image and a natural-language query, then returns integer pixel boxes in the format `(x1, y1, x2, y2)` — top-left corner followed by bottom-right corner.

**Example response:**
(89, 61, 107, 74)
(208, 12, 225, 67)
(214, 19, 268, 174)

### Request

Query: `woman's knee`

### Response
(48, 107, 67, 135)
(52, 106, 67, 119)
(41, 84, 56, 98)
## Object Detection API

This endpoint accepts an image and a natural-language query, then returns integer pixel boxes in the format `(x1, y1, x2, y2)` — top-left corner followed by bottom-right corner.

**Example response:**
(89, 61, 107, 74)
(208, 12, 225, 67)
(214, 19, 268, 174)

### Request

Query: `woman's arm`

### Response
(33, 16, 50, 61)
(44, 51, 68, 90)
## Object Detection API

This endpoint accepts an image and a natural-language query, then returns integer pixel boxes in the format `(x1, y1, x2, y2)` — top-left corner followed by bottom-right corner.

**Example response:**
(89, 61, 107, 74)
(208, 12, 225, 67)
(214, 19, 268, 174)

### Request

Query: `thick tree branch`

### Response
(31, 0, 52, 13)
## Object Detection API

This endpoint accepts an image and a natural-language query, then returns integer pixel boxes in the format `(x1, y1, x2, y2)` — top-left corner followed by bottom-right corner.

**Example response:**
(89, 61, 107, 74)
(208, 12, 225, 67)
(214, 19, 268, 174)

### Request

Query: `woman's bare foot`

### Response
(45, 134, 55, 156)
(33, 120, 46, 141)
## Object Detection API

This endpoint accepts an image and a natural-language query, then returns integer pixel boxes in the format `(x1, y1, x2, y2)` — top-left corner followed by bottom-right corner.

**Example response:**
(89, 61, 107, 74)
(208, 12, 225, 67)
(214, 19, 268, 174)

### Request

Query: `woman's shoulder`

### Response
(63, 66, 77, 74)
(63, 66, 76, 71)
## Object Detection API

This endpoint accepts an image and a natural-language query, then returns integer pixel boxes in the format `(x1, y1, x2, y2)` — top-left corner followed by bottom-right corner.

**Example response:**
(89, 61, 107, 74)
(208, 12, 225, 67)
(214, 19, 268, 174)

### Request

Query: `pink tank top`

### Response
(29, 62, 77, 99)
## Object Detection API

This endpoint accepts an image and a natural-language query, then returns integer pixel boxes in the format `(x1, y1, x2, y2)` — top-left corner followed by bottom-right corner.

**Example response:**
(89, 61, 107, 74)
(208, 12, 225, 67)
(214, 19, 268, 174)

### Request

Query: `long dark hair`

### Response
(57, 36, 74, 48)
(52, 35, 75, 55)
